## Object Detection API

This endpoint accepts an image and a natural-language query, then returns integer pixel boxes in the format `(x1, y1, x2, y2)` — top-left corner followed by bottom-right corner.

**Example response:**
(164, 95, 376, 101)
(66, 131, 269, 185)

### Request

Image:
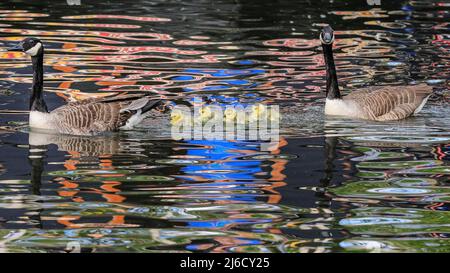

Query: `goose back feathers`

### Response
(33, 94, 164, 135)
(342, 84, 432, 121)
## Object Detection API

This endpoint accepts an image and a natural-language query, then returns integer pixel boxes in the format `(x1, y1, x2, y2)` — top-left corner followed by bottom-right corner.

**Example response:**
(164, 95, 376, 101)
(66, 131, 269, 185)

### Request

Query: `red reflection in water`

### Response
(62, 14, 171, 22)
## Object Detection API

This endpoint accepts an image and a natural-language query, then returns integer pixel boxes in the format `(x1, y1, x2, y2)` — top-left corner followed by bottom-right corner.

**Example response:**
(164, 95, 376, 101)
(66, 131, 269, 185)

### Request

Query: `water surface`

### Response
(0, 0, 449, 253)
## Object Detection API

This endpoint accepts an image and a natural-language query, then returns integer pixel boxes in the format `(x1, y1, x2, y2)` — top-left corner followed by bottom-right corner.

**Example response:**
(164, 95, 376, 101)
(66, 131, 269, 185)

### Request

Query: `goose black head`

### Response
(8, 38, 43, 57)
(320, 25, 335, 45)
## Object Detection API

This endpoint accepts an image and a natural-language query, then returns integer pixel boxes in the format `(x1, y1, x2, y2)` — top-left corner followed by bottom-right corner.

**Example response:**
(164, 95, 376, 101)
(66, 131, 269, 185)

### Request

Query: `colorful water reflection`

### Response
(0, 0, 448, 252)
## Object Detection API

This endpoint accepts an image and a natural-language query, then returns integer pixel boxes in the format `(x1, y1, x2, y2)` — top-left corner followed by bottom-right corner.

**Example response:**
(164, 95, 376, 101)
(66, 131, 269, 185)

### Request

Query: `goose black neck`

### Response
(30, 50, 48, 113)
(322, 43, 341, 100)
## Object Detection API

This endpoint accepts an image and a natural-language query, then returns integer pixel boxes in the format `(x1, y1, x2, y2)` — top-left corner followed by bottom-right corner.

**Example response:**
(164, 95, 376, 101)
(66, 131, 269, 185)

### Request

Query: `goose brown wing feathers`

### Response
(51, 101, 132, 135)
(51, 94, 162, 135)
(343, 84, 433, 120)
(374, 103, 418, 121)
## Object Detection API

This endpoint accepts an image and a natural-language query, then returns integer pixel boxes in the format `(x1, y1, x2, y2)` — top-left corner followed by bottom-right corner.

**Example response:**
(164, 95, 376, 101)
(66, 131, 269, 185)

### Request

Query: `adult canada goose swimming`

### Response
(8, 37, 164, 135)
(320, 25, 433, 121)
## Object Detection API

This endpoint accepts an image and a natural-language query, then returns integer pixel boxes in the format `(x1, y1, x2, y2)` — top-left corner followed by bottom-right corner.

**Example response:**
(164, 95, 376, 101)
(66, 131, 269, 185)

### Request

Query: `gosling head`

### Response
(320, 25, 335, 45)
(8, 37, 43, 57)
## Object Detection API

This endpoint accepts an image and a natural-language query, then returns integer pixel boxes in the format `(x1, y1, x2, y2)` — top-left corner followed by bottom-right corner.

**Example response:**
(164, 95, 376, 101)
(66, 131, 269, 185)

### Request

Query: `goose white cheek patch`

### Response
(25, 43, 42, 56)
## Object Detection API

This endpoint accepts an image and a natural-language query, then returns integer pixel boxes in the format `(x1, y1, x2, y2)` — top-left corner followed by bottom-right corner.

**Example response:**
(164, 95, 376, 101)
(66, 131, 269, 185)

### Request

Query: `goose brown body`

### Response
(341, 84, 433, 121)
(36, 94, 164, 135)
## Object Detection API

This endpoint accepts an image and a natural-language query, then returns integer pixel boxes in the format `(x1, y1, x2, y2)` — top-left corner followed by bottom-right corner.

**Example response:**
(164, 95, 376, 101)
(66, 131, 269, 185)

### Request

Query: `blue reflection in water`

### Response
(171, 75, 195, 81)
(180, 68, 264, 92)
(187, 218, 270, 228)
(182, 140, 263, 182)
(184, 68, 264, 77)
(236, 60, 255, 65)
(219, 79, 250, 85)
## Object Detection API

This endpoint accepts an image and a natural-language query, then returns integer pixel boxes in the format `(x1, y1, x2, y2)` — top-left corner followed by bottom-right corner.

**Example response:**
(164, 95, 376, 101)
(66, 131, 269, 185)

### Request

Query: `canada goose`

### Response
(320, 25, 433, 121)
(8, 38, 164, 135)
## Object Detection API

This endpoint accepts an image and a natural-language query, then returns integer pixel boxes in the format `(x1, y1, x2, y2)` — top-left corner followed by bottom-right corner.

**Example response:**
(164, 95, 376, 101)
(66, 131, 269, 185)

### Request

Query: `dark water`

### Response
(0, 0, 449, 252)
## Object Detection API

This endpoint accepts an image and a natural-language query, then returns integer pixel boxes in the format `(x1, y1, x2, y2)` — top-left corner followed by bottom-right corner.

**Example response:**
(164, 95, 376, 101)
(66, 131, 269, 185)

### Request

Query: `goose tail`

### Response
(413, 83, 434, 97)
(119, 98, 173, 130)
(141, 99, 165, 114)
(413, 84, 434, 115)
(120, 98, 169, 114)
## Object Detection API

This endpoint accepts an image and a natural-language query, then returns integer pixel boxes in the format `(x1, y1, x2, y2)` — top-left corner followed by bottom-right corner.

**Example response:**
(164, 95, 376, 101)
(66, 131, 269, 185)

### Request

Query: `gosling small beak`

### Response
(7, 43, 23, 52)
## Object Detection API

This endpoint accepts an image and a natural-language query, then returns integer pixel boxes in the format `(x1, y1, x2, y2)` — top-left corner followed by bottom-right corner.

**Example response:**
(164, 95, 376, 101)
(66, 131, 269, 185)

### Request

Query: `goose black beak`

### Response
(322, 33, 333, 43)
(320, 25, 335, 44)
(7, 43, 24, 52)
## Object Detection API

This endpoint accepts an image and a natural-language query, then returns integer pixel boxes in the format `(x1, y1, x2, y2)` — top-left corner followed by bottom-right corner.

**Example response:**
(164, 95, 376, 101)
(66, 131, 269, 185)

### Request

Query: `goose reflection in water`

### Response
(319, 118, 450, 252)
(5, 123, 449, 252)
(25, 130, 291, 234)
(27, 131, 134, 229)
